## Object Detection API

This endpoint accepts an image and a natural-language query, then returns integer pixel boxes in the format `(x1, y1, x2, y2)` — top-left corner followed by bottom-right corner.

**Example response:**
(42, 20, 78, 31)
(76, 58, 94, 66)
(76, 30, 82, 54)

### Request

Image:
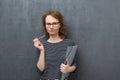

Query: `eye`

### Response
(53, 22, 60, 25)
(53, 23, 58, 25)
(46, 23, 51, 25)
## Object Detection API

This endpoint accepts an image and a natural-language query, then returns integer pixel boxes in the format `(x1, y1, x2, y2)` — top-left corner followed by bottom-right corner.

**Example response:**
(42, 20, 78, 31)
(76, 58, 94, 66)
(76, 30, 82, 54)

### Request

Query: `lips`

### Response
(49, 29, 55, 32)
(47, 29, 58, 34)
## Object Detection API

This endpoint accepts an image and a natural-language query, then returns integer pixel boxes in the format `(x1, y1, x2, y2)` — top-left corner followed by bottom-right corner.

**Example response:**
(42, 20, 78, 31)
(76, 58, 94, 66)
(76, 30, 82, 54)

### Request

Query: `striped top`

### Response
(40, 39, 75, 79)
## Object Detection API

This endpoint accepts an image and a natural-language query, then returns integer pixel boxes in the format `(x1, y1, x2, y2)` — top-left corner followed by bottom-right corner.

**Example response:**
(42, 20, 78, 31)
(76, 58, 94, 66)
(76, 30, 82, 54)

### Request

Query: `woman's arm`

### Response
(60, 59, 76, 74)
(33, 38, 45, 72)
(37, 50, 45, 72)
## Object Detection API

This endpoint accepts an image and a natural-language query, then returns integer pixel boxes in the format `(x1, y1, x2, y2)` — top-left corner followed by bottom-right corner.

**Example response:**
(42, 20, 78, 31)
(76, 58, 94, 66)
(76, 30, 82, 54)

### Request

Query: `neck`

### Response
(48, 35, 63, 43)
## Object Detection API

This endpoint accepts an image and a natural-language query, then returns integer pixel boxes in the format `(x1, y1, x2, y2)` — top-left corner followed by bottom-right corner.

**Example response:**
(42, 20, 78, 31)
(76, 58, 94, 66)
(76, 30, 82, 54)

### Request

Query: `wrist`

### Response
(40, 49, 45, 52)
(67, 65, 76, 73)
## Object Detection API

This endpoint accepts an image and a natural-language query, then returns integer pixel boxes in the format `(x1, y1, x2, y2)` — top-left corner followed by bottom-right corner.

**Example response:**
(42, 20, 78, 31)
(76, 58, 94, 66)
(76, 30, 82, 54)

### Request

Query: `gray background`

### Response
(0, 0, 120, 80)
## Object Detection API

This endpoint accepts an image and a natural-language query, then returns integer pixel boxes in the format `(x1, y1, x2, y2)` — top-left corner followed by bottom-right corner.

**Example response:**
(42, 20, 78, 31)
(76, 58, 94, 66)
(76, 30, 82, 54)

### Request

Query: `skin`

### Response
(33, 15, 76, 73)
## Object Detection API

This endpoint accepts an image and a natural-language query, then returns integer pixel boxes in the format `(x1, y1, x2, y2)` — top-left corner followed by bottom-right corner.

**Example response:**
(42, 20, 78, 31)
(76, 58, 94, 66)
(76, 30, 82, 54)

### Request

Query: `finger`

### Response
(60, 67, 66, 73)
(60, 64, 66, 70)
(38, 44, 41, 46)
(33, 38, 42, 45)
(66, 58, 69, 65)
(61, 63, 66, 67)
(33, 38, 39, 42)
(60, 66, 65, 72)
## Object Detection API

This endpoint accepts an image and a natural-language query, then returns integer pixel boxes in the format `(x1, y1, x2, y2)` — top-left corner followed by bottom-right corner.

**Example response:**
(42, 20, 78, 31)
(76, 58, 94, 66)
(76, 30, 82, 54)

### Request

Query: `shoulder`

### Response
(63, 38, 75, 46)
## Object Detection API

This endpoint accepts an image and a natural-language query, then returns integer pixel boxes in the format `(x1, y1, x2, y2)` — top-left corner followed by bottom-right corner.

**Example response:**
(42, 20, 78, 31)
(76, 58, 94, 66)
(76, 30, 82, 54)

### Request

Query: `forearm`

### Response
(37, 50, 45, 72)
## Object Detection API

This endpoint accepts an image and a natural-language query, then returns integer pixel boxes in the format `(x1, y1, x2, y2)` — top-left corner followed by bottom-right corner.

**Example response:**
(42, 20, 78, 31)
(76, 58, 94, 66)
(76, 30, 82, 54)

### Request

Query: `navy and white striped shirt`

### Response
(40, 39, 75, 79)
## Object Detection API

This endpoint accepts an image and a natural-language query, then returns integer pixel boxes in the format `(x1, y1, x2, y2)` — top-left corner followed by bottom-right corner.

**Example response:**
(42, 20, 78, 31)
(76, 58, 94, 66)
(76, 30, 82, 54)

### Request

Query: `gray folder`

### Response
(61, 45, 78, 80)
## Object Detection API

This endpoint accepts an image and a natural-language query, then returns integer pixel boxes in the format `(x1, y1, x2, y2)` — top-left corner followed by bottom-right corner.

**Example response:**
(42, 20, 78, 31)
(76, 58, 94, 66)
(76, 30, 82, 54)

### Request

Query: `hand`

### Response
(60, 58, 70, 74)
(33, 38, 44, 51)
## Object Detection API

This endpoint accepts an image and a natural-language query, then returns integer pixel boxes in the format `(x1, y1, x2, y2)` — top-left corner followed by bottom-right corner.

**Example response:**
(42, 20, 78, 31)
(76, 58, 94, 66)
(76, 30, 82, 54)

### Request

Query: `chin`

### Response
(49, 33, 57, 36)
(49, 34, 55, 36)
(48, 32, 56, 35)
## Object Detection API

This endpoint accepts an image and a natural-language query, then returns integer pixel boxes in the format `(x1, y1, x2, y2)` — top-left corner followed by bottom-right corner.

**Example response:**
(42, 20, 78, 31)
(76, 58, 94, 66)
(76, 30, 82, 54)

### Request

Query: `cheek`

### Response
(46, 28, 49, 32)
(55, 27, 60, 32)
(44, 27, 49, 33)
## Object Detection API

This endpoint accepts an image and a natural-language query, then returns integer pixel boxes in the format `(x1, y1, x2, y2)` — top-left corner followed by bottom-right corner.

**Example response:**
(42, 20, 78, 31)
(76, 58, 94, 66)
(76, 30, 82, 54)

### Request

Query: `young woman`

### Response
(33, 10, 76, 80)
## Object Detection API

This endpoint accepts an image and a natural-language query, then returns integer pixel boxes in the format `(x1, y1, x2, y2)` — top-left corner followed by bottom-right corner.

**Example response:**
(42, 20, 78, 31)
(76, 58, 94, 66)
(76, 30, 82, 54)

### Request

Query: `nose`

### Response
(50, 25, 54, 28)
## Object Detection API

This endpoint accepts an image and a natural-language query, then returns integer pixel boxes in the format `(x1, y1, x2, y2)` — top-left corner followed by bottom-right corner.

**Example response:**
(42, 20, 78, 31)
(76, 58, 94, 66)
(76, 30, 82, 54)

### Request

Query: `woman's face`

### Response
(45, 15, 61, 36)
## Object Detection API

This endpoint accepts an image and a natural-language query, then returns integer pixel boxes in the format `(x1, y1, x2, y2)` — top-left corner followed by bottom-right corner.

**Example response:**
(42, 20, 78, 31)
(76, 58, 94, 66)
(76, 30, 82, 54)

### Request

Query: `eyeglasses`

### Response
(46, 22, 60, 27)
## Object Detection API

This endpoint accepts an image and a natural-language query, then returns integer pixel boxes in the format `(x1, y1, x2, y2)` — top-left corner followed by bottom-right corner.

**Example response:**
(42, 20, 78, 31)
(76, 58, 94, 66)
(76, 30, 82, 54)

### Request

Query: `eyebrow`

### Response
(46, 22, 59, 23)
